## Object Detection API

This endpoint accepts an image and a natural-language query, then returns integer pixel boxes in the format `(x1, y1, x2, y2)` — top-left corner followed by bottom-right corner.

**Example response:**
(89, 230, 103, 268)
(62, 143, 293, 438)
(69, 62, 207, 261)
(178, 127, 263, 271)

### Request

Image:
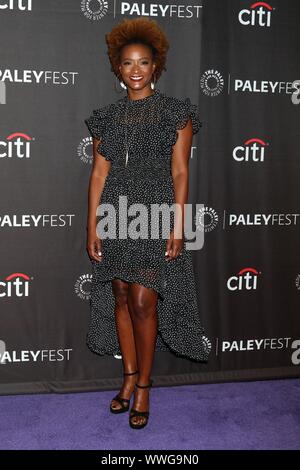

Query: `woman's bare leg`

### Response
(110, 278, 138, 411)
(127, 282, 158, 425)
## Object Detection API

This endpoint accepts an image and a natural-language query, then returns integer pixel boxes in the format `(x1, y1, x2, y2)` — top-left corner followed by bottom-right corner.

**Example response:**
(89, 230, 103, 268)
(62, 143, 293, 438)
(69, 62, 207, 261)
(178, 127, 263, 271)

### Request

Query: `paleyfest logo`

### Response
(220, 337, 300, 366)
(0, 340, 73, 365)
(238, 2, 274, 28)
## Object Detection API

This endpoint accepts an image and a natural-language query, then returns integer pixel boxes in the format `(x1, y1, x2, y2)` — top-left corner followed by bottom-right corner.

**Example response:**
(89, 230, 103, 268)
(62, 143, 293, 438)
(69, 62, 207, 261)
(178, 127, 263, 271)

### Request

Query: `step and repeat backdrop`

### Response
(0, 0, 299, 394)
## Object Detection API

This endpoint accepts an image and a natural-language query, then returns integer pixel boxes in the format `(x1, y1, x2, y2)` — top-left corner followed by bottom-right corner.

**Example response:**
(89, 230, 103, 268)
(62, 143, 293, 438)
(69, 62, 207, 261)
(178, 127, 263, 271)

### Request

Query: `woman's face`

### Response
(118, 43, 156, 91)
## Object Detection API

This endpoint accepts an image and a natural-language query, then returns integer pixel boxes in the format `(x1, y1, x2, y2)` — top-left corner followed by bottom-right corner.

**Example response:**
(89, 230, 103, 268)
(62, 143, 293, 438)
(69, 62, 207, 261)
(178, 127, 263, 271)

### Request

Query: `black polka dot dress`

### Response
(84, 88, 211, 362)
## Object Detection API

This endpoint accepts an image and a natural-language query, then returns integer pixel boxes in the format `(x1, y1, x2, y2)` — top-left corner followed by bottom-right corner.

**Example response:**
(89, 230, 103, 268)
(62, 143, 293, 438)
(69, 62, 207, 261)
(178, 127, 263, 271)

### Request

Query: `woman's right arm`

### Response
(86, 137, 111, 262)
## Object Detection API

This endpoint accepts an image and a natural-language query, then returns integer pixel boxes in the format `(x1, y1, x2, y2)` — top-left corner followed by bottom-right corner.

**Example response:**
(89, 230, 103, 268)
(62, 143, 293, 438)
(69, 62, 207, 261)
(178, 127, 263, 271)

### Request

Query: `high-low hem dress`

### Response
(84, 88, 211, 362)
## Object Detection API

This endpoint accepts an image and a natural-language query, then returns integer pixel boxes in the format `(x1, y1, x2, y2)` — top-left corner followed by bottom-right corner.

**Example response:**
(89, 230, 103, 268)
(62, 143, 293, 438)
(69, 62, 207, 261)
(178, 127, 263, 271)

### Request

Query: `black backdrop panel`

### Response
(0, 0, 299, 394)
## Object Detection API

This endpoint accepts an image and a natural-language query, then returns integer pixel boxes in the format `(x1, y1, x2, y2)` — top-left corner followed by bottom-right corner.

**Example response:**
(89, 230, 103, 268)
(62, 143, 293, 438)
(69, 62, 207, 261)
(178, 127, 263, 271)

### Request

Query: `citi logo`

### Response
(239, 2, 273, 28)
(0, 272, 32, 298)
(0, 132, 33, 159)
(0, 0, 32, 11)
(233, 138, 268, 162)
(227, 268, 261, 291)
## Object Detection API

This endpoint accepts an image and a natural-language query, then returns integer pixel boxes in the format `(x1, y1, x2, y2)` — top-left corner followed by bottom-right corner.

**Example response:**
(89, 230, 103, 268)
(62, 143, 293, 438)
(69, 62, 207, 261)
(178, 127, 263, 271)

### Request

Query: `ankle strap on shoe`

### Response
(123, 370, 139, 376)
(136, 379, 153, 389)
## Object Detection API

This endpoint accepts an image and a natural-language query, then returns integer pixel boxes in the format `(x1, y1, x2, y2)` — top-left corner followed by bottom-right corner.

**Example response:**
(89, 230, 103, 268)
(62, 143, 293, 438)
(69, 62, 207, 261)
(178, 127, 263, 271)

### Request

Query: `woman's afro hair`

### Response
(105, 17, 169, 82)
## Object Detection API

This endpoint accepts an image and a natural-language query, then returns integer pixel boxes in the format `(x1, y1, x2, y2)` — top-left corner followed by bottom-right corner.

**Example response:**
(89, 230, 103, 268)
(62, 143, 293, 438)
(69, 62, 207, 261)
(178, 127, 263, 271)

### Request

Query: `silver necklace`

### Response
(123, 92, 156, 167)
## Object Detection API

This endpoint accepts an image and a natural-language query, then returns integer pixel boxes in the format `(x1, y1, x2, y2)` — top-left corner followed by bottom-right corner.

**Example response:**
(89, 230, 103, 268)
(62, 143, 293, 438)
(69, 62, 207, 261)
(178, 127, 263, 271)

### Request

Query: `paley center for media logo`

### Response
(81, 0, 108, 20)
(238, 2, 274, 28)
(200, 70, 300, 98)
(81, 0, 203, 20)
(195, 206, 219, 233)
(80, 135, 103, 164)
(74, 273, 93, 300)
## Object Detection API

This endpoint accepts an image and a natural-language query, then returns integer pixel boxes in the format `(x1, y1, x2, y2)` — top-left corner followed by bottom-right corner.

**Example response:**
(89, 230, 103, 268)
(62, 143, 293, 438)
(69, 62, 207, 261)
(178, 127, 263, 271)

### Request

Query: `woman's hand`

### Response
(165, 229, 183, 261)
(87, 227, 102, 262)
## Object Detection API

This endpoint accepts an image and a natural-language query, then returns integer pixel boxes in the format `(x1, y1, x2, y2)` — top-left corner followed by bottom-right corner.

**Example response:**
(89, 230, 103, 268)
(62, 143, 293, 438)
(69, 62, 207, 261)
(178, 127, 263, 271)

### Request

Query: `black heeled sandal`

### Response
(110, 370, 139, 414)
(129, 379, 153, 429)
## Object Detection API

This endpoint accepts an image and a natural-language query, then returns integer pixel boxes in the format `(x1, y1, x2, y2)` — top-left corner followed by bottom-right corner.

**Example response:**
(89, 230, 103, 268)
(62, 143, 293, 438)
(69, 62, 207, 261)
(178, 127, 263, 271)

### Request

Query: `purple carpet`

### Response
(0, 378, 299, 450)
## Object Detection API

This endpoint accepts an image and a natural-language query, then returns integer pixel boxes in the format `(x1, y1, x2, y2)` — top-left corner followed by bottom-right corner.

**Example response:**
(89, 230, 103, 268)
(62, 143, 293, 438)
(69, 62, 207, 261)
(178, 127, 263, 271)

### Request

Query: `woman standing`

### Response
(85, 17, 211, 430)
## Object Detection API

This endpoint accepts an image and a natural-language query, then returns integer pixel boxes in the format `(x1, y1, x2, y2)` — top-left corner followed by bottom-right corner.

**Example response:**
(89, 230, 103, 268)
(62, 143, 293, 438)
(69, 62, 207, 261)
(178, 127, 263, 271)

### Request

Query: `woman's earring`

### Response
(151, 74, 156, 90)
(114, 76, 127, 93)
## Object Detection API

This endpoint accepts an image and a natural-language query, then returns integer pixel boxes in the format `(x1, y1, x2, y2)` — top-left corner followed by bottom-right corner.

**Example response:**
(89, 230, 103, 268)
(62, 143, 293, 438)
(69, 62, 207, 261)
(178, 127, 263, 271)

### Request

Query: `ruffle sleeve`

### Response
(176, 97, 202, 134)
(161, 96, 203, 149)
(84, 105, 111, 161)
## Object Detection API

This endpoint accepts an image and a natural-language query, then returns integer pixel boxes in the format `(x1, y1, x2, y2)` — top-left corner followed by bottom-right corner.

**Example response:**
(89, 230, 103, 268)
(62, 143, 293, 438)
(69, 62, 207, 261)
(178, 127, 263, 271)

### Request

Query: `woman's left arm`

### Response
(165, 117, 193, 260)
